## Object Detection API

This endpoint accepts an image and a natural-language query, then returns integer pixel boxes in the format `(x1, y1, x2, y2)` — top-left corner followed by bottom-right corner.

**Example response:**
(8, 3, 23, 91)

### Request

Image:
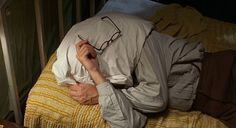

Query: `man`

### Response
(52, 12, 204, 128)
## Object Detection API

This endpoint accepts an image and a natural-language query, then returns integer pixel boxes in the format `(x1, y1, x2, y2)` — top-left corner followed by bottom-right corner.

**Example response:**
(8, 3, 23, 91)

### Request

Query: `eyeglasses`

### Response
(78, 16, 122, 54)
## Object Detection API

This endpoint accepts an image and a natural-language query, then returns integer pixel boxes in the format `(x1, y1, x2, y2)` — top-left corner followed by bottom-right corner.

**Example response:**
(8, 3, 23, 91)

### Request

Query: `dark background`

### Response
(155, 0, 236, 24)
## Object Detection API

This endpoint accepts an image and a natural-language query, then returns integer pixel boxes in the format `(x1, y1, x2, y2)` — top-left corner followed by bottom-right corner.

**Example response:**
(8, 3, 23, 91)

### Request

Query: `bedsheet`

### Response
(151, 4, 236, 52)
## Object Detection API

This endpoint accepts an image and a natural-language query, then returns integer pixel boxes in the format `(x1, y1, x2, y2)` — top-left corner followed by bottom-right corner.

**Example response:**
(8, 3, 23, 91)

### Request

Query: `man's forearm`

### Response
(96, 82, 147, 128)
(88, 69, 107, 85)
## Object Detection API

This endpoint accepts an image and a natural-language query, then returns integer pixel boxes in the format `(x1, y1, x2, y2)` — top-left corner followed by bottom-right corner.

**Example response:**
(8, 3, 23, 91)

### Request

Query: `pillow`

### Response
(97, 0, 166, 19)
(52, 12, 154, 87)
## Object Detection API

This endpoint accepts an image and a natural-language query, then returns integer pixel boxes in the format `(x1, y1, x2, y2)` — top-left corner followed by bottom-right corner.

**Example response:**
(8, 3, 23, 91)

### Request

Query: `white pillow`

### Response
(97, 0, 166, 19)
(52, 12, 154, 86)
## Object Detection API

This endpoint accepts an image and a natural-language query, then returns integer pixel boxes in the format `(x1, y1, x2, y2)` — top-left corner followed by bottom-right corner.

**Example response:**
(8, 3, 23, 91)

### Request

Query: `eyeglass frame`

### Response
(77, 16, 122, 54)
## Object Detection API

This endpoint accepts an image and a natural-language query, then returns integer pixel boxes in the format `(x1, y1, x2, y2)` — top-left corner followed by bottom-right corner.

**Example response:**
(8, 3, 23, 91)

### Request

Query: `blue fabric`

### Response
(97, 0, 166, 19)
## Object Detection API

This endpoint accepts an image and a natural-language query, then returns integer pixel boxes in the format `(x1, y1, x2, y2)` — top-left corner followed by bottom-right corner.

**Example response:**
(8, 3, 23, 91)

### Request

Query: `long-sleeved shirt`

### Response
(51, 12, 204, 128)
(96, 31, 204, 128)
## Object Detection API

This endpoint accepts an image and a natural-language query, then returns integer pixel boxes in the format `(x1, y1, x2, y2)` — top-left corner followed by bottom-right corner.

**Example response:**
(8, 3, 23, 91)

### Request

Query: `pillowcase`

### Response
(52, 12, 154, 87)
(97, 0, 166, 19)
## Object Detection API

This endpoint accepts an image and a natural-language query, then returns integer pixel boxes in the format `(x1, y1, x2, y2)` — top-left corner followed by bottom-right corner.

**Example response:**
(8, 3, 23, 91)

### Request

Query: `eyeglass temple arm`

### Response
(101, 16, 121, 32)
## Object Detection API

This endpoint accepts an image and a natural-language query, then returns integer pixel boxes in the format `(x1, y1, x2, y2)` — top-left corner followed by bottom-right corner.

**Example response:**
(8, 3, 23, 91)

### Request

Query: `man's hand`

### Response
(76, 41, 107, 85)
(69, 82, 99, 105)
(76, 41, 99, 73)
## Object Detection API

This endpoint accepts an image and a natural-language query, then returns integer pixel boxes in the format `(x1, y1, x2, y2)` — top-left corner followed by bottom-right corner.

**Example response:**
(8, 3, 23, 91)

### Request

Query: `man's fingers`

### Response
(77, 40, 88, 47)
(79, 45, 90, 57)
(71, 95, 89, 104)
(69, 90, 79, 96)
(77, 44, 97, 60)
(68, 84, 80, 91)
(76, 41, 88, 54)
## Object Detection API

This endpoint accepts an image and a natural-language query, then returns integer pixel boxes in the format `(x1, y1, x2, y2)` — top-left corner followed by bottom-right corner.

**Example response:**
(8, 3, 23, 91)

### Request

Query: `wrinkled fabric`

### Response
(97, 31, 204, 128)
(151, 3, 236, 53)
(52, 12, 153, 86)
(52, 12, 204, 128)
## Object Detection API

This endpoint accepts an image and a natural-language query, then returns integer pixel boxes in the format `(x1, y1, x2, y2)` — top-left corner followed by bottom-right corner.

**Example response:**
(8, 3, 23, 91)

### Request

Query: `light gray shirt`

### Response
(51, 12, 204, 128)
(96, 31, 204, 128)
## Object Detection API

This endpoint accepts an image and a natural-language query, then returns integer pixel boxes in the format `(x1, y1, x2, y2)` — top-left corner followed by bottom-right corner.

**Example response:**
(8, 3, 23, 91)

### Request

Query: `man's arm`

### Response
(73, 34, 169, 127)
(74, 40, 147, 128)
(96, 82, 147, 128)
(121, 43, 167, 113)
(121, 34, 169, 113)
(95, 37, 169, 127)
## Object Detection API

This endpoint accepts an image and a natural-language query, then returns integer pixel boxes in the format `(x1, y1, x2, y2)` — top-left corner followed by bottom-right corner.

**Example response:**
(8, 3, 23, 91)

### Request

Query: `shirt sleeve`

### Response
(96, 82, 147, 128)
(96, 36, 168, 128)
(121, 37, 168, 113)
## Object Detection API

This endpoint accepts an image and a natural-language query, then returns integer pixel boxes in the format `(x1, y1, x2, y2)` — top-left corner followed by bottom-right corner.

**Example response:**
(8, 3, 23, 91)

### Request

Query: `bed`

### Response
(24, 0, 236, 127)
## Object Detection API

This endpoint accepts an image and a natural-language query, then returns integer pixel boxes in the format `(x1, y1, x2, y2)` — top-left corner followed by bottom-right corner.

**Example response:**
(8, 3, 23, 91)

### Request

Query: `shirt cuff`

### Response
(96, 81, 114, 96)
